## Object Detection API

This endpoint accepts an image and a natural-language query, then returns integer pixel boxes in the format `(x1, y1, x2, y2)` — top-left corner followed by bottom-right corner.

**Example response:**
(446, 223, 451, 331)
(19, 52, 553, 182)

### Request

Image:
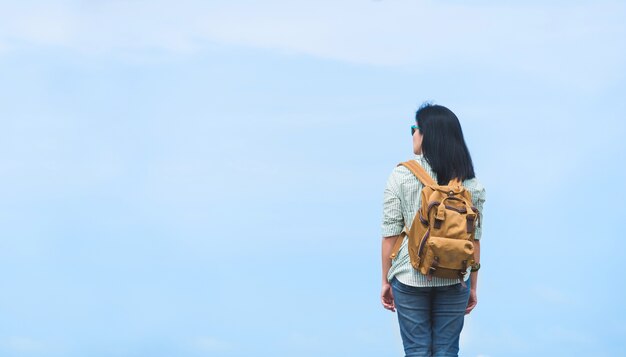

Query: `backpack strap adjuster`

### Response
(427, 256, 440, 282)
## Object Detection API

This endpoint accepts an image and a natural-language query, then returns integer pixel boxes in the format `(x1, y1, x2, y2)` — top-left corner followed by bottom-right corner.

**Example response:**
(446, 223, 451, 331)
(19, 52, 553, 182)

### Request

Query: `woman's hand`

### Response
(381, 282, 396, 312)
(465, 289, 477, 315)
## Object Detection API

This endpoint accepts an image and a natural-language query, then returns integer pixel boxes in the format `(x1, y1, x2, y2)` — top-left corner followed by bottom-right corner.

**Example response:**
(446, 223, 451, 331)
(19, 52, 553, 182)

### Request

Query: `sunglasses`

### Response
(411, 124, 420, 136)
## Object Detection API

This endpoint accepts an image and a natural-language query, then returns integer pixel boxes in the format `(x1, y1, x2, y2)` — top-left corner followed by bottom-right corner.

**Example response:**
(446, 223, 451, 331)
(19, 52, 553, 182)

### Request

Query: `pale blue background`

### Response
(1, 1, 625, 356)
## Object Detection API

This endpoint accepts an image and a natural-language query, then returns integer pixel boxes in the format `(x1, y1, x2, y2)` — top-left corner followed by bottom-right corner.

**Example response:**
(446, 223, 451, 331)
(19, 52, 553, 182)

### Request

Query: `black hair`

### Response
(415, 103, 476, 185)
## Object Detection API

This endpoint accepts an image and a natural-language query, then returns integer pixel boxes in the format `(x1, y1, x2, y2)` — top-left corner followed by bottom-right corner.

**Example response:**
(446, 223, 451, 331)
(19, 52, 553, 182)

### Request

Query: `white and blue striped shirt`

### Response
(382, 155, 486, 287)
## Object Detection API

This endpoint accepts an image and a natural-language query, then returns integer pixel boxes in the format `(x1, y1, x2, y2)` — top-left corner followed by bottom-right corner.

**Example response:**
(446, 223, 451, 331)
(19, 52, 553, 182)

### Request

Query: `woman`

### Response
(380, 103, 486, 357)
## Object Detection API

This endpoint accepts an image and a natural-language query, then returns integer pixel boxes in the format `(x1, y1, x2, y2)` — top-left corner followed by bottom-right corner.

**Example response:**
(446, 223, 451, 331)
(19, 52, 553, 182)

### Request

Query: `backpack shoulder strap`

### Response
(389, 229, 406, 259)
(398, 160, 436, 187)
(389, 161, 435, 260)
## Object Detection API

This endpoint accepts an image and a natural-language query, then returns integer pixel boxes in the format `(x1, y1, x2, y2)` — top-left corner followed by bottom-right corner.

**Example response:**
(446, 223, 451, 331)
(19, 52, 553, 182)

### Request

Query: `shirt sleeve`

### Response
(381, 169, 405, 237)
(472, 184, 486, 240)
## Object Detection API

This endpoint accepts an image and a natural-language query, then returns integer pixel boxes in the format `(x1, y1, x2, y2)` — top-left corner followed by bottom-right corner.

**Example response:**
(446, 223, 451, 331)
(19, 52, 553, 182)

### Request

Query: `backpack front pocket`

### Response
(421, 236, 474, 271)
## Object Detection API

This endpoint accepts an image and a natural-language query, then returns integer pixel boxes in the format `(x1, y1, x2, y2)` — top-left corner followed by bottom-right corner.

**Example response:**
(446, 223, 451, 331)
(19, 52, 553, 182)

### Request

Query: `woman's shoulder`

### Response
(389, 159, 415, 178)
(390, 156, 430, 174)
(463, 177, 486, 201)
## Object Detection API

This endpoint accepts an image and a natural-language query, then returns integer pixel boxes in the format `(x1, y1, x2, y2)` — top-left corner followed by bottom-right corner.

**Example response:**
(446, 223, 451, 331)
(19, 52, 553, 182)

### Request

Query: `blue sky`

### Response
(1, 1, 625, 356)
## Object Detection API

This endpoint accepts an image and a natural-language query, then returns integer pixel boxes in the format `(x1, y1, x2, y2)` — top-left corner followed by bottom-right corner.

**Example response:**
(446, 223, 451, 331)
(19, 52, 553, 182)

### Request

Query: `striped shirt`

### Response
(382, 155, 486, 287)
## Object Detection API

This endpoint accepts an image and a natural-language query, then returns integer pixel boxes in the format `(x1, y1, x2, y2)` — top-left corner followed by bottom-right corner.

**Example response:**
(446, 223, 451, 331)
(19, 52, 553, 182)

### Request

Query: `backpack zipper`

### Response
(417, 228, 430, 257)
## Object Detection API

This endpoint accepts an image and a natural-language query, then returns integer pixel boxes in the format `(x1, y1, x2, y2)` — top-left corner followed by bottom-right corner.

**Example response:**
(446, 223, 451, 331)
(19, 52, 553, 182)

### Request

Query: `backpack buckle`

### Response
(427, 257, 439, 282)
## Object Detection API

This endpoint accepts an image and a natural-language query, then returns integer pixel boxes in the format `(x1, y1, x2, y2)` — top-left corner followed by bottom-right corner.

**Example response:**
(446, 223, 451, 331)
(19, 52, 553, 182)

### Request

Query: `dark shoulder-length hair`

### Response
(415, 103, 475, 185)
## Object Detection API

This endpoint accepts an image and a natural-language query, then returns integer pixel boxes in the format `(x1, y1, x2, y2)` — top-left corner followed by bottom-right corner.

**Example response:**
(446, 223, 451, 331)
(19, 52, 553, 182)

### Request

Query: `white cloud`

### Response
(192, 336, 232, 352)
(2, 4, 75, 47)
(0, 0, 624, 88)
(540, 326, 597, 345)
(0, 336, 45, 353)
(287, 331, 320, 348)
(531, 285, 573, 305)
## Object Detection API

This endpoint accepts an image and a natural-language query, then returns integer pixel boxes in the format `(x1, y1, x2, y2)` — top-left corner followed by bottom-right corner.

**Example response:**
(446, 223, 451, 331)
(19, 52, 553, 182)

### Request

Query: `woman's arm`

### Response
(465, 239, 480, 314)
(381, 168, 404, 312)
(381, 235, 400, 312)
(466, 183, 485, 315)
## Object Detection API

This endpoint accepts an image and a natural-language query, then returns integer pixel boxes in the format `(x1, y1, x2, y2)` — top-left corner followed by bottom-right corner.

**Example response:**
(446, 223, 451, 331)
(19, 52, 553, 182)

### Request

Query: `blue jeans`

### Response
(391, 278, 470, 357)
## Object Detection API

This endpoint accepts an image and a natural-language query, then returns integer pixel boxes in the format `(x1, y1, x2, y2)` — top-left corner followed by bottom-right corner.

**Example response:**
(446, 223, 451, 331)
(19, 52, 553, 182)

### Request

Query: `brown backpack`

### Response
(390, 160, 478, 282)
